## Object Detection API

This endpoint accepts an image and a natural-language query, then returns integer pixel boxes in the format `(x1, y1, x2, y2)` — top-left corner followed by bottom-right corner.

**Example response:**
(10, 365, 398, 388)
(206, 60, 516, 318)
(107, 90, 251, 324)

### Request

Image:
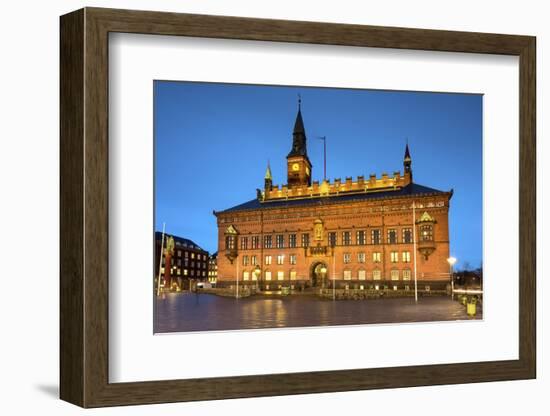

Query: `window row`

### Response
(161, 268, 207, 277)
(175, 250, 208, 260)
(239, 268, 412, 281)
(236, 226, 433, 250)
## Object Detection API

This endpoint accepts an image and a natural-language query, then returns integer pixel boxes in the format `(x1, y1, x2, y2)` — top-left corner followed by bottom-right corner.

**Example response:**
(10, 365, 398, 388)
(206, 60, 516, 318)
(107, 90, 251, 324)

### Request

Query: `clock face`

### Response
(292, 163, 300, 171)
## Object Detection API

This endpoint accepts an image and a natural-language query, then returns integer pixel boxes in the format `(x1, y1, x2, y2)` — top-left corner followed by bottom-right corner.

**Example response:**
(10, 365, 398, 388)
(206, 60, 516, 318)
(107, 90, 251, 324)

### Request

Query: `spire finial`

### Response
(264, 159, 272, 180)
(298, 93, 301, 110)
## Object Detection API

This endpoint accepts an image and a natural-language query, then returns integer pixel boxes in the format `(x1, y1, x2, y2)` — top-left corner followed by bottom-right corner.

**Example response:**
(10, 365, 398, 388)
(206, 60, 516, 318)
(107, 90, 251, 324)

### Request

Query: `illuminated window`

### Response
(277, 255, 284, 265)
(265, 271, 272, 281)
(371, 229, 381, 245)
(358, 269, 366, 280)
(342, 231, 351, 245)
(191, 253, 195, 259)
(391, 269, 399, 280)
(240, 237, 248, 250)
(328, 232, 337, 247)
(403, 269, 411, 280)
(402, 251, 411, 263)
(225, 236, 235, 250)
(243, 271, 250, 280)
(290, 270, 297, 280)
(265, 255, 272, 265)
(390, 251, 399, 263)
(373, 269, 381, 280)
(183, 269, 188, 276)
(290, 254, 297, 265)
(251, 236, 260, 249)
(301, 233, 310, 247)
(177, 269, 181, 275)
(251, 255, 257, 265)
(289, 234, 297, 248)
(343, 270, 352, 280)
(420, 224, 433, 241)
(264, 235, 273, 248)
(356, 230, 366, 245)
(242, 255, 249, 266)
(373, 252, 382, 263)
(358, 252, 366, 263)
(277, 271, 284, 280)
(276, 234, 284, 248)
(388, 229, 397, 244)
(343, 253, 351, 264)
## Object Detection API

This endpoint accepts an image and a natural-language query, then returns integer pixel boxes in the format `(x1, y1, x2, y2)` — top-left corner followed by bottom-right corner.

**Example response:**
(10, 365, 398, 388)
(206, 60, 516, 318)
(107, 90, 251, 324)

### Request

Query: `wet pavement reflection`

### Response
(154, 293, 481, 333)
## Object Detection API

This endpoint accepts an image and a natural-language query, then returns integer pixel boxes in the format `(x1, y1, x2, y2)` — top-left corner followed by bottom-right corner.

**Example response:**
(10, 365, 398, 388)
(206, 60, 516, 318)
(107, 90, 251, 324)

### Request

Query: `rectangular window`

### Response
(373, 252, 382, 263)
(264, 235, 273, 248)
(358, 252, 366, 263)
(289, 234, 297, 248)
(251, 255, 257, 265)
(265, 271, 272, 281)
(191, 253, 195, 259)
(276, 234, 284, 248)
(225, 236, 235, 250)
(358, 269, 366, 280)
(183, 269, 188, 276)
(176, 259, 181, 266)
(371, 229, 381, 245)
(403, 269, 411, 280)
(373, 269, 381, 280)
(290, 270, 297, 280)
(402, 251, 411, 263)
(328, 232, 337, 247)
(251, 236, 260, 249)
(390, 251, 399, 263)
(301, 233, 310, 247)
(391, 269, 399, 280)
(243, 271, 250, 281)
(177, 250, 181, 257)
(242, 255, 249, 266)
(277, 271, 284, 280)
(343, 253, 351, 264)
(240, 237, 248, 249)
(277, 255, 284, 265)
(388, 229, 397, 244)
(343, 270, 352, 280)
(342, 231, 351, 245)
(356, 230, 366, 245)
(184, 251, 189, 257)
(290, 254, 297, 265)
(265, 255, 272, 265)
(420, 225, 433, 241)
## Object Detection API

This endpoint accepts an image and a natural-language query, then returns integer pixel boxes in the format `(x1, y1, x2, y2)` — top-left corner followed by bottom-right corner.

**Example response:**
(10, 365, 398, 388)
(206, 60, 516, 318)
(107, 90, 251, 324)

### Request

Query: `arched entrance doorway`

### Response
(310, 262, 328, 288)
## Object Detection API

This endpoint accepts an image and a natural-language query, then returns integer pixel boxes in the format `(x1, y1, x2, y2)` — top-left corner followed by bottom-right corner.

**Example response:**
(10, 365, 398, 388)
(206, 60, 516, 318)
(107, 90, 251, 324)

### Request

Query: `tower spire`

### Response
(264, 160, 273, 191)
(404, 140, 412, 181)
(288, 95, 307, 157)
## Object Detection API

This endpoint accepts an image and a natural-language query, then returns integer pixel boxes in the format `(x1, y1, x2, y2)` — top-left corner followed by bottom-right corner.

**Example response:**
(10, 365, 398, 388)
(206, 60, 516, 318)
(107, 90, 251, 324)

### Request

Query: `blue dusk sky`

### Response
(154, 81, 482, 270)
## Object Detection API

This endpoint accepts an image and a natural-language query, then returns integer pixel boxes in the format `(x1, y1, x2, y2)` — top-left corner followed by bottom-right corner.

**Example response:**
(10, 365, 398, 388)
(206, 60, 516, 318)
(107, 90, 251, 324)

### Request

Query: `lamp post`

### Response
(447, 256, 457, 299)
(320, 266, 327, 292)
(253, 265, 261, 293)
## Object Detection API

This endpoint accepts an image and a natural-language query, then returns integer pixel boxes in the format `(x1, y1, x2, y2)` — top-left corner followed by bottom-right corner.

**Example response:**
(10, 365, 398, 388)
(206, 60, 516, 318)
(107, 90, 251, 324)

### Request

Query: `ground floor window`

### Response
(265, 271, 272, 281)
(243, 271, 249, 280)
(358, 269, 366, 280)
(290, 270, 297, 280)
(391, 269, 399, 280)
(373, 269, 381, 280)
(277, 271, 284, 280)
(343, 269, 352, 280)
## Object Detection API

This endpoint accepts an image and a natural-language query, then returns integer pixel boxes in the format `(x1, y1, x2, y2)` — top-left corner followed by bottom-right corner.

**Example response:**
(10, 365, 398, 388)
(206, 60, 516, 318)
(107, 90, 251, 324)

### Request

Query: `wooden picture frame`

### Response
(60, 7, 536, 408)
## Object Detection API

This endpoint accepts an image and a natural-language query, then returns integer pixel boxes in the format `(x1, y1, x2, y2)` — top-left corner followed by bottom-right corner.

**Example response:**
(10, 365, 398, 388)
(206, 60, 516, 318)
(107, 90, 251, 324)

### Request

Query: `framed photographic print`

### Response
(60, 7, 536, 408)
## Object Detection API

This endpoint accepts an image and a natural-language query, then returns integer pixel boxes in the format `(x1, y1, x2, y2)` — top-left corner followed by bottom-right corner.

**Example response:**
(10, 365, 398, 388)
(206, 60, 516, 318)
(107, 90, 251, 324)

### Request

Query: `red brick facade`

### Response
(213, 106, 453, 292)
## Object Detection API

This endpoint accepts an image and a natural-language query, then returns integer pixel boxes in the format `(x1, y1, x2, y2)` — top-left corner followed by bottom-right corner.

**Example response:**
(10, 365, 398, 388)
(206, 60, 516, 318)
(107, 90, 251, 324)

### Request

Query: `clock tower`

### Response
(287, 98, 312, 187)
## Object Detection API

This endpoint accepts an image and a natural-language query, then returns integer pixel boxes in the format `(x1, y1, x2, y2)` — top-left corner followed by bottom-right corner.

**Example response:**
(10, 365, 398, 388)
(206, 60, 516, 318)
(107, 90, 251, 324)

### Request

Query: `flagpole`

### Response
(156, 222, 166, 297)
(412, 202, 418, 303)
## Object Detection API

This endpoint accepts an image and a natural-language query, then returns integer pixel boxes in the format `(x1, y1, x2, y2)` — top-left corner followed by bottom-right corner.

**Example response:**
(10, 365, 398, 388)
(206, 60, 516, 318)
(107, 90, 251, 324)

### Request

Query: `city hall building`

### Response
(213, 104, 453, 293)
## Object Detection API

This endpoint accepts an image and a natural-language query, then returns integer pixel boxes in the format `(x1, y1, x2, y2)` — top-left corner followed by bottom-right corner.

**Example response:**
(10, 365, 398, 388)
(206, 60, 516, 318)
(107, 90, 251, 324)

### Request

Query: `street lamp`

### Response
(447, 256, 457, 299)
(320, 266, 327, 290)
(253, 265, 261, 293)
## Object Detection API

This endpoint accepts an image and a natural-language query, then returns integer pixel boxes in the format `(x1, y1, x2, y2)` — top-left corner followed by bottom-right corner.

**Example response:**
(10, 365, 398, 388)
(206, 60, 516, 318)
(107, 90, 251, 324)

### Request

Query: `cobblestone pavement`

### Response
(155, 292, 482, 333)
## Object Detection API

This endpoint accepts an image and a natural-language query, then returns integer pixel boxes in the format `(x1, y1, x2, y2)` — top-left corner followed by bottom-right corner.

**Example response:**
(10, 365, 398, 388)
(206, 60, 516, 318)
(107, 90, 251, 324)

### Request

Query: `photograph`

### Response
(153, 81, 483, 333)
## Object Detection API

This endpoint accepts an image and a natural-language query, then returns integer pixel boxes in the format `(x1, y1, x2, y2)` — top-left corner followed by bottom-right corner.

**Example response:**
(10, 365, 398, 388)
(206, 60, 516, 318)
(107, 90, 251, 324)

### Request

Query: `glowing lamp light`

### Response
(447, 257, 457, 266)
(320, 266, 327, 274)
